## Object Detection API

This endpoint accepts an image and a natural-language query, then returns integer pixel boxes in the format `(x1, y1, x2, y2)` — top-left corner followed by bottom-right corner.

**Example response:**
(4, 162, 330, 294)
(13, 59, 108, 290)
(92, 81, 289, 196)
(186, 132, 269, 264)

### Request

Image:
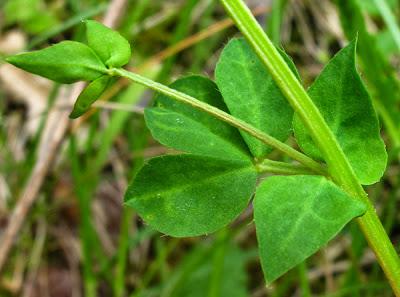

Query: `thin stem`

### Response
(265, 0, 288, 44)
(298, 261, 312, 297)
(256, 159, 319, 176)
(114, 208, 134, 297)
(111, 68, 326, 176)
(219, 0, 400, 294)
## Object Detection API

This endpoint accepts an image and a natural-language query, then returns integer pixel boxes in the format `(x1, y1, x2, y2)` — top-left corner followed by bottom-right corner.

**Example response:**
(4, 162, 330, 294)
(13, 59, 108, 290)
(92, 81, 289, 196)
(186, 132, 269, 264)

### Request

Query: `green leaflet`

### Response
(215, 38, 294, 158)
(254, 175, 366, 283)
(293, 40, 387, 185)
(85, 20, 131, 68)
(145, 75, 252, 162)
(336, 0, 400, 147)
(124, 155, 257, 237)
(6, 41, 107, 83)
(69, 75, 112, 119)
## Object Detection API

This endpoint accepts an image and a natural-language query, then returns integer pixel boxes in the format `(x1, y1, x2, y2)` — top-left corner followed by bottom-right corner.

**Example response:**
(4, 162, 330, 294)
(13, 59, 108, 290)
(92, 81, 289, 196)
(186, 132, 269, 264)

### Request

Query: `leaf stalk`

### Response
(111, 67, 326, 176)
(256, 159, 320, 176)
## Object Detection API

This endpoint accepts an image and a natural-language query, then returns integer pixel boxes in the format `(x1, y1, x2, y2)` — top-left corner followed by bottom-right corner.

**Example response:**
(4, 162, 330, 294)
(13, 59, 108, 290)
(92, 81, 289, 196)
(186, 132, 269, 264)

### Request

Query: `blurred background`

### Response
(0, 0, 400, 296)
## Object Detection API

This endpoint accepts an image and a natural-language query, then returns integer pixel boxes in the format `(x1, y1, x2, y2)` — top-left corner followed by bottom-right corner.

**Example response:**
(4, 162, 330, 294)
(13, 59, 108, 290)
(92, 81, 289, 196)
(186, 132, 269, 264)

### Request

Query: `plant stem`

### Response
(114, 208, 133, 297)
(256, 159, 319, 176)
(219, 0, 400, 294)
(111, 68, 325, 176)
(298, 261, 311, 297)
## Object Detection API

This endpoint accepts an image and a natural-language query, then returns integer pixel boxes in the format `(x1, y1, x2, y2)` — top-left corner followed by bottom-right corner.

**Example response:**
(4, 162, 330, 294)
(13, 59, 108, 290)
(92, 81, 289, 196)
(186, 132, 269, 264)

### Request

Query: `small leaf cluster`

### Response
(6, 20, 131, 118)
(5, 23, 387, 284)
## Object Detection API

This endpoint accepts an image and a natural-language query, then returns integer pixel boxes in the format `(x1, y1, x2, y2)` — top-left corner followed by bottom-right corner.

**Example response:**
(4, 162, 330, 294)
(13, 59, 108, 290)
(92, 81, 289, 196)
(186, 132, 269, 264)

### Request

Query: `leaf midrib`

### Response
(277, 179, 325, 253)
(150, 108, 251, 160)
(132, 164, 254, 201)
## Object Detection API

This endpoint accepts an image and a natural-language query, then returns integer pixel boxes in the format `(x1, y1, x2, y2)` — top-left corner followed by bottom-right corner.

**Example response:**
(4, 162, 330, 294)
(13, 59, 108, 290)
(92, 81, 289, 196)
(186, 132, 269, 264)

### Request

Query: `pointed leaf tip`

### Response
(69, 75, 112, 119)
(293, 41, 387, 185)
(5, 41, 107, 83)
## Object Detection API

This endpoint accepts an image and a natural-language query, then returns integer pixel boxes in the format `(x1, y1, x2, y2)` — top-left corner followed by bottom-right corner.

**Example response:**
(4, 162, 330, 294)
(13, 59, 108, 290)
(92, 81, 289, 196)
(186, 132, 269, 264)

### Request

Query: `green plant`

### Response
(5, 3, 400, 294)
(336, 0, 400, 149)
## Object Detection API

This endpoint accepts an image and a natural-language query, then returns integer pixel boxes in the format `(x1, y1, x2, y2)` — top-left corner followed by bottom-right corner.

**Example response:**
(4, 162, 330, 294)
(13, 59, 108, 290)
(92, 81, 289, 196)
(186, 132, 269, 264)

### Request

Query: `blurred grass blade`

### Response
(372, 0, 400, 51)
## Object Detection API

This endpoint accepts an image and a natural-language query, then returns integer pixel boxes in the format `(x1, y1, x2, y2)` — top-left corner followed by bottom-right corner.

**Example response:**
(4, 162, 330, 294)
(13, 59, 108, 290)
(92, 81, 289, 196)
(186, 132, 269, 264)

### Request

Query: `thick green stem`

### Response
(219, 0, 400, 294)
(111, 68, 325, 176)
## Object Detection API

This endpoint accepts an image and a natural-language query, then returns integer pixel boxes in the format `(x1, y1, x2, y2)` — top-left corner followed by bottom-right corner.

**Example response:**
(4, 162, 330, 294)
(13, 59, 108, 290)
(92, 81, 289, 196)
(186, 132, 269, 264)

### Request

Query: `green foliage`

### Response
(6, 20, 133, 117)
(171, 243, 249, 297)
(124, 36, 385, 282)
(124, 155, 257, 237)
(145, 75, 251, 162)
(358, 0, 398, 15)
(85, 20, 131, 67)
(215, 38, 293, 158)
(4, 0, 59, 34)
(336, 0, 400, 148)
(293, 40, 387, 185)
(254, 175, 366, 283)
(6, 41, 107, 84)
(4, 16, 393, 288)
(70, 75, 113, 119)
(377, 30, 398, 55)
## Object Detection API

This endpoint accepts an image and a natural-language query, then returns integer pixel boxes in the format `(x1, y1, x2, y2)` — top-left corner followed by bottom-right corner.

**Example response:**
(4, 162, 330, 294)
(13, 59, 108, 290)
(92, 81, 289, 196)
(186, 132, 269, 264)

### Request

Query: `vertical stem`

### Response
(266, 0, 289, 44)
(114, 124, 148, 297)
(208, 231, 228, 297)
(219, 0, 400, 294)
(69, 137, 98, 297)
(114, 208, 134, 297)
(298, 261, 311, 297)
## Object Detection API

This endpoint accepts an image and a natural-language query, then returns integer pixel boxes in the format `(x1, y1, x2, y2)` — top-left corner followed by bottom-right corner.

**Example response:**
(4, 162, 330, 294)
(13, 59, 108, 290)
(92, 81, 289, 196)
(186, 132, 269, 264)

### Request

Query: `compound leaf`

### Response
(293, 40, 387, 185)
(254, 175, 366, 283)
(6, 41, 106, 83)
(85, 20, 131, 67)
(70, 75, 112, 119)
(124, 154, 257, 237)
(145, 75, 252, 162)
(215, 38, 294, 158)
